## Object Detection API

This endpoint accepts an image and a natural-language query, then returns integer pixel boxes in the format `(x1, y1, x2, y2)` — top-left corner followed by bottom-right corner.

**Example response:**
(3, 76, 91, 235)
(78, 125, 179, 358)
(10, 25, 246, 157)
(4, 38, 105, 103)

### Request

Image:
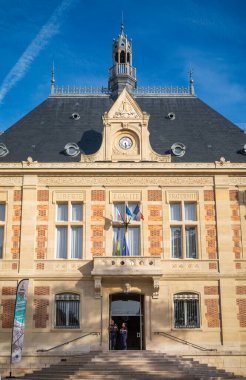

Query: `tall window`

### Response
(112, 203, 141, 256)
(174, 293, 200, 328)
(0, 204, 6, 259)
(170, 202, 198, 259)
(55, 293, 80, 328)
(56, 203, 83, 259)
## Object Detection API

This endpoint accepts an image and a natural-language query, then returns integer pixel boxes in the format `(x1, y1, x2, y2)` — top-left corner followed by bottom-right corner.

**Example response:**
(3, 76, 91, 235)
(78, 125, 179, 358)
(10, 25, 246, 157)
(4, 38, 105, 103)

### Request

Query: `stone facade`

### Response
(0, 66, 245, 378)
(0, 170, 246, 351)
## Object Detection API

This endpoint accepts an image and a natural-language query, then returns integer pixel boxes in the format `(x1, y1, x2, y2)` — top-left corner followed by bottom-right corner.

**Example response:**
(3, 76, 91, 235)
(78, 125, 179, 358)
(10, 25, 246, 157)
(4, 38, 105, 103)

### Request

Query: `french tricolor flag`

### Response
(132, 205, 144, 221)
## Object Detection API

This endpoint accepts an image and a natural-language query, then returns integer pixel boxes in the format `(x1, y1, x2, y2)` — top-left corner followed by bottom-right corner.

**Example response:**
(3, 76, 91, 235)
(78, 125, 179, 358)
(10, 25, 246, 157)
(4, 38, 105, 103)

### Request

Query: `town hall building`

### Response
(0, 22, 246, 376)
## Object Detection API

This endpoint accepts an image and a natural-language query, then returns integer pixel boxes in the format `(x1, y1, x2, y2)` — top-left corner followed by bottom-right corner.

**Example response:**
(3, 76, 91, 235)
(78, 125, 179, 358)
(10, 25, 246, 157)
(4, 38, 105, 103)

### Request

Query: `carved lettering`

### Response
(53, 191, 85, 203)
(167, 191, 199, 203)
(110, 191, 141, 203)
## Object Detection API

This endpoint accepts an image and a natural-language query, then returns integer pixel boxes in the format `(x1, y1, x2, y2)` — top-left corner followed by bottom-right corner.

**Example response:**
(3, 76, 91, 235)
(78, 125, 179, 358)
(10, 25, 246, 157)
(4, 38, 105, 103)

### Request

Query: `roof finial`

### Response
(51, 61, 55, 95)
(188, 66, 195, 96)
(120, 11, 124, 35)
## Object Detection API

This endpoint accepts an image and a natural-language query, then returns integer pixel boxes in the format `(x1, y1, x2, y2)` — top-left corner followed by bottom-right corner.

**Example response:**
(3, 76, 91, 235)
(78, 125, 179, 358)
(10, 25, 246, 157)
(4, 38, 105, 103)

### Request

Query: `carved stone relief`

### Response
(229, 177, 246, 185)
(38, 176, 214, 187)
(94, 276, 102, 298)
(107, 88, 143, 120)
(112, 100, 140, 119)
(152, 277, 161, 299)
(0, 177, 23, 186)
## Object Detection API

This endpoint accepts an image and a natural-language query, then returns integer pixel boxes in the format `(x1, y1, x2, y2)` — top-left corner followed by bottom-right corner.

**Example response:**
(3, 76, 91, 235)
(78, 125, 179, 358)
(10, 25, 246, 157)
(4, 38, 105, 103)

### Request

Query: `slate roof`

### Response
(0, 95, 245, 163)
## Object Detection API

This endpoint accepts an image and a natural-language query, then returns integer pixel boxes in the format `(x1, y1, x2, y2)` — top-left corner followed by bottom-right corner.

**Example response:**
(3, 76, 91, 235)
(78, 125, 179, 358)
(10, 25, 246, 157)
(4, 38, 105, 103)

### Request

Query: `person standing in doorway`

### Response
(109, 319, 118, 350)
(120, 322, 128, 350)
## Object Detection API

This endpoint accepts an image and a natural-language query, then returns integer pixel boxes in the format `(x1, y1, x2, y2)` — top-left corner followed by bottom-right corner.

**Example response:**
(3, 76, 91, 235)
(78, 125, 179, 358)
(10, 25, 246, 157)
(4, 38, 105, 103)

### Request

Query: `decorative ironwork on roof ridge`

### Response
(50, 85, 196, 97)
(134, 86, 193, 96)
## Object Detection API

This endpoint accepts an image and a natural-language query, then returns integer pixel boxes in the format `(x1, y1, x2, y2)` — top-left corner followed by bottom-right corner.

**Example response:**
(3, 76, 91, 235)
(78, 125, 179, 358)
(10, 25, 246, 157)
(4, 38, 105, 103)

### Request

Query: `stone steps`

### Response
(3, 350, 244, 380)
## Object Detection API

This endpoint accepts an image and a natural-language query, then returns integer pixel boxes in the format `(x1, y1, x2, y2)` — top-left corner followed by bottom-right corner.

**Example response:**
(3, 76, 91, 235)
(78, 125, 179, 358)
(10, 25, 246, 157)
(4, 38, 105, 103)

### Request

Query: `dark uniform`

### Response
(120, 325, 128, 350)
(109, 321, 118, 350)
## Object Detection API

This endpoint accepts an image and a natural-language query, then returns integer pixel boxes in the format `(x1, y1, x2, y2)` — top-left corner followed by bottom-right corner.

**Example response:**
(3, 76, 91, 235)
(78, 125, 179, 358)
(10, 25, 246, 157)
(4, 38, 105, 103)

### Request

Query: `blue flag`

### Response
(122, 234, 129, 256)
(126, 206, 132, 217)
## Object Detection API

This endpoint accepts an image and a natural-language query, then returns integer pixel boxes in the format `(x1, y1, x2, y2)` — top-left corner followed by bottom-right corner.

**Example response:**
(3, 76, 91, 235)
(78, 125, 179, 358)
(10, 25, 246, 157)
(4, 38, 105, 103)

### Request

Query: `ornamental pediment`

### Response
(80, 88, 170, 163)
(106, 88, 143, 120)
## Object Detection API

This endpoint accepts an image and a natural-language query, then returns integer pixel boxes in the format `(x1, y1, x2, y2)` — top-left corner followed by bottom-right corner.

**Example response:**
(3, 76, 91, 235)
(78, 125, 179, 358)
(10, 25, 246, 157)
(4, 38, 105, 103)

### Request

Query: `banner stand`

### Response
(7, 279, 29, 379)
(6, 367, 16, 379)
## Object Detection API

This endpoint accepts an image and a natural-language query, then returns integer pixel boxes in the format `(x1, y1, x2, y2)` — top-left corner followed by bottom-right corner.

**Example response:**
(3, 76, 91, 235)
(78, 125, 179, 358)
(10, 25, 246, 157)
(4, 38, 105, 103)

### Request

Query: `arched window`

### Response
(174, 293, 200, 328)
(55, 293, 80, 328)
(120, 51, 126, 63)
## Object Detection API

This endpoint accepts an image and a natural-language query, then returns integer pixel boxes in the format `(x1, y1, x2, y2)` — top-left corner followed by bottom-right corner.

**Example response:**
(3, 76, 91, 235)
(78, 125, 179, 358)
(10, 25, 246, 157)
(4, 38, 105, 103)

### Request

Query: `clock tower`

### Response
(108, 21, 137, 96)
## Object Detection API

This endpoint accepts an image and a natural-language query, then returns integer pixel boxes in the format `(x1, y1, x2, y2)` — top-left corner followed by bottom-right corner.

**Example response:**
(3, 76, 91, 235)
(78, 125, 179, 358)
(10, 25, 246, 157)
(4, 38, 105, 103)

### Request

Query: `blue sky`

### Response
(0, 0, 246, 131)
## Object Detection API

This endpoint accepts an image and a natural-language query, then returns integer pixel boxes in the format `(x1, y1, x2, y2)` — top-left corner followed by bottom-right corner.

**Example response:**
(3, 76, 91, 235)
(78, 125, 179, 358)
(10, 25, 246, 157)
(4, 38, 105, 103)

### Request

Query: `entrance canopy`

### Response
(92, 256, 162, 299)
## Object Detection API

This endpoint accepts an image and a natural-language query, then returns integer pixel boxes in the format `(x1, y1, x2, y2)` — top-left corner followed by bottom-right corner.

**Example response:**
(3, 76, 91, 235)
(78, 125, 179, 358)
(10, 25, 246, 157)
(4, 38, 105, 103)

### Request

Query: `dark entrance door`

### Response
(109, 293, 144, 350)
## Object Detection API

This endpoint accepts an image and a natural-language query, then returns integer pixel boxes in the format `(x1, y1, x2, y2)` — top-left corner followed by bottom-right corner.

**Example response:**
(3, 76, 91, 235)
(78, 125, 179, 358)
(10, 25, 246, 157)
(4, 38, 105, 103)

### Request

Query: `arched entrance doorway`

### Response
(109, 293, 144, 350)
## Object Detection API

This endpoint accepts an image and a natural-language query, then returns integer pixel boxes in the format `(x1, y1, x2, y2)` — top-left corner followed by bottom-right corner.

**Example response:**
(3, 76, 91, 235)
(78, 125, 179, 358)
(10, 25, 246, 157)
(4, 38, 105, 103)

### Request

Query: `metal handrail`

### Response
(36, 332, 100, 353)
(154, 331, 217, 352)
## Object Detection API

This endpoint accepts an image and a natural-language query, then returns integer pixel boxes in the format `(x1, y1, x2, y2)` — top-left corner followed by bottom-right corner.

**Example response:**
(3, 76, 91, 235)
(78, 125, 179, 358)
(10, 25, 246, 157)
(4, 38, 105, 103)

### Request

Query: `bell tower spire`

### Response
(120, 11, 124, 35)
(108, 21, 137, 97)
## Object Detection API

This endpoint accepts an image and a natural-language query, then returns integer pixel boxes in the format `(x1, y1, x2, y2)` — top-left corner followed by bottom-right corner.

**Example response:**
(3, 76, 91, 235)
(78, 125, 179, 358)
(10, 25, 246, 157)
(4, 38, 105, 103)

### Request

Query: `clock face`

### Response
(119, 136, 133, 150)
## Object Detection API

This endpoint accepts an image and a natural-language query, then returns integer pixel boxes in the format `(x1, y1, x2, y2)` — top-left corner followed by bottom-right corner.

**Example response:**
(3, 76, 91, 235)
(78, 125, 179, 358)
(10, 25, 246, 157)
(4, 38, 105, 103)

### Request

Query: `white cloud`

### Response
(193, 65, 246, 105)
(0, 0, 74, 104)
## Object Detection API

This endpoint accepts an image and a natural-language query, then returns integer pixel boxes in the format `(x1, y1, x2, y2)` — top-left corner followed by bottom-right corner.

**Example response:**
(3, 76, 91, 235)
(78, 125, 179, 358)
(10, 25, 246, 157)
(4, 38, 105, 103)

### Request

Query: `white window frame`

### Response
(170, 202, 198, 259)
(55, 202, 84, 259)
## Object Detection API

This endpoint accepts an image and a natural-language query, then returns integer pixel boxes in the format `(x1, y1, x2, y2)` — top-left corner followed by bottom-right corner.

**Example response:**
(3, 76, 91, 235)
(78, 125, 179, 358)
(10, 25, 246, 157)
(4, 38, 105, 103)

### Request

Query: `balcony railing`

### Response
(109, 63, 136, 80)
(92, 256, 162, 277)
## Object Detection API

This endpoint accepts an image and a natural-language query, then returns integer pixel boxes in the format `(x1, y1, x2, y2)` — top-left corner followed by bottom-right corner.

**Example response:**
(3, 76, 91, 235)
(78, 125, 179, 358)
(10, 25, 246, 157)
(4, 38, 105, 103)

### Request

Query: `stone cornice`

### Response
(0, 161, 245, 172)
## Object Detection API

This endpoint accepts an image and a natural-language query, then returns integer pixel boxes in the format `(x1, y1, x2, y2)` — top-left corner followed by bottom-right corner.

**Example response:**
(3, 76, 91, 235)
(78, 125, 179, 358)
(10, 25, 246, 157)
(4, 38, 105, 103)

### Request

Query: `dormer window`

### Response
(64, 143, 80, 157)
(71, 112, 80, 120)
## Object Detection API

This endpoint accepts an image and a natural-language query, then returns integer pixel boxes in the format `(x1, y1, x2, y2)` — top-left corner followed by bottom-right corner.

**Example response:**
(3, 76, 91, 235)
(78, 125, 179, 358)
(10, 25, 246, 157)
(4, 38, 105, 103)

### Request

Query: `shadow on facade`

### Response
(78, 130, 102, 155)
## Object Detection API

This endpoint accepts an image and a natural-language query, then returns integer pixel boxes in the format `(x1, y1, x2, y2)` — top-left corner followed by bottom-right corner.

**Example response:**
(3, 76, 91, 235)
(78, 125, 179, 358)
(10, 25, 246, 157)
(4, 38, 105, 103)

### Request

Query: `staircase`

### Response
(3, 351, 245, 380)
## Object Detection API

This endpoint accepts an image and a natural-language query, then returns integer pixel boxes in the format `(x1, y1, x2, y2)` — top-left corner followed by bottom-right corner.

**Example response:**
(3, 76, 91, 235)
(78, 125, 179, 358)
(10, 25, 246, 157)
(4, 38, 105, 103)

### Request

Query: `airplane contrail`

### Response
(0, 0, 74, 103)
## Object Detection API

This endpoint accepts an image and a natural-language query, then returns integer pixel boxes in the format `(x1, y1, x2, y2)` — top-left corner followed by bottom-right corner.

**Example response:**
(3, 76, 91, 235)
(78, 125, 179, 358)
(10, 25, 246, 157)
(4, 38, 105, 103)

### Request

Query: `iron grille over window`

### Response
(174, 293, 199, 328)
(55, 293, 80, 328)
